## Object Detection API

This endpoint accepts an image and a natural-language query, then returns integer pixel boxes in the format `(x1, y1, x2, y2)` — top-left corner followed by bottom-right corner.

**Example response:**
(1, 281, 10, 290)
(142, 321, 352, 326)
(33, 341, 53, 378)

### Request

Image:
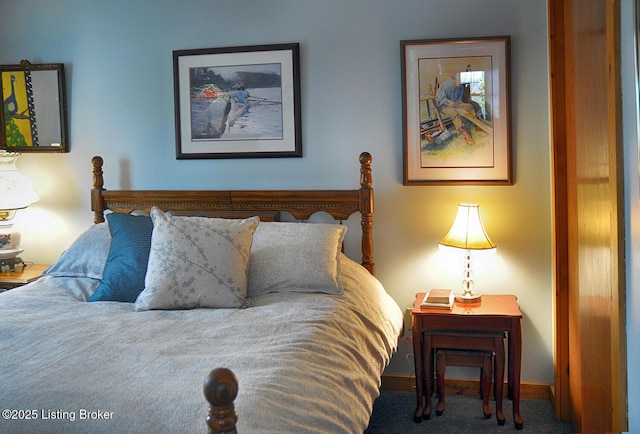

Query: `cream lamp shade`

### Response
(439, 203, 496, 251)
(439, 203, 496, 302)
(0, 151, 39, 271)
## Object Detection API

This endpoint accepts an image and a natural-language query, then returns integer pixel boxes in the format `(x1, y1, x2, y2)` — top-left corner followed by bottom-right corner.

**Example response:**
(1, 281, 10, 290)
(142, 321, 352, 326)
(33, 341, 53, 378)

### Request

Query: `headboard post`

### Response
(91, 156, 106, 224)
(359, 152, 375, 275)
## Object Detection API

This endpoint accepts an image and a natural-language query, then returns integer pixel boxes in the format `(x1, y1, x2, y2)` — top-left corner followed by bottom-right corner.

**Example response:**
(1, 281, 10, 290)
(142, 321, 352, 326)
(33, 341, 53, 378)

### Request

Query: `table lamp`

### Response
(439, 203, 496, 303)
(0, 151, 39, 271)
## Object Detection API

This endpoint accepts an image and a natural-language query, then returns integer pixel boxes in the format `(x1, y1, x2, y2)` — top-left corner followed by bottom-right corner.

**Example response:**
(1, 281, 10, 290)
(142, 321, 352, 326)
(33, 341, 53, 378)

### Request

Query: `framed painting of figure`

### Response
(402, 37, 511, 185)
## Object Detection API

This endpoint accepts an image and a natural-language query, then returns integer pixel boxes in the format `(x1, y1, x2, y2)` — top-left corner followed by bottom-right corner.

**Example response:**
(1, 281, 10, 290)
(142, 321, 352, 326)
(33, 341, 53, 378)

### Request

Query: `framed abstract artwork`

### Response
(173, 43, 301, 159)
(401, 36, 511, 185)
(0, 60, 68, 152)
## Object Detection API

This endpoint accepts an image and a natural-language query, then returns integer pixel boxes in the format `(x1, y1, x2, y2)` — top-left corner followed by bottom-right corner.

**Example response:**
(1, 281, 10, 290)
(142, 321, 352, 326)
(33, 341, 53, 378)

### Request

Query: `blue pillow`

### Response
(88, 213, 153, 302)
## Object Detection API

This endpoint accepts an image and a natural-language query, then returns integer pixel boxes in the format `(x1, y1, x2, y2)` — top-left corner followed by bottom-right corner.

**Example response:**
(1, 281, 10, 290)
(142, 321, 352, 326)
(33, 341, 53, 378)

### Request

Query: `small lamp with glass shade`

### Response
(0, 151, 39, 272)
(439, 203, 496, 303)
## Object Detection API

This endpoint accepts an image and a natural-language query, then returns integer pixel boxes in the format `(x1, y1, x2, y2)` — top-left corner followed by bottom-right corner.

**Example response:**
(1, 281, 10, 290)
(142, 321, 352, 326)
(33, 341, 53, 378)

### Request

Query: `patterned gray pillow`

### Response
(135, 207, 259, 311)
(248, 222, 347, 296)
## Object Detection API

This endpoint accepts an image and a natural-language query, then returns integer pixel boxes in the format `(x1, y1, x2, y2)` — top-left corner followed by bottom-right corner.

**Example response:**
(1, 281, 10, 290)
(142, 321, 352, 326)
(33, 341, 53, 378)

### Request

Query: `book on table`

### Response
(421, 289, 454, 309)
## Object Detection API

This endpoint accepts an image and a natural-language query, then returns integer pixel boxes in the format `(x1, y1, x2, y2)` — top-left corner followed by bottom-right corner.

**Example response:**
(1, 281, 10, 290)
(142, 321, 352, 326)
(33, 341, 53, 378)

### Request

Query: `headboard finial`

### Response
(91, 156, 106, 224)
(359, 152, 372, 188)
(91, 156, 104, 189)
(359, 151, 372, 165)
(358, 152, 375, 274)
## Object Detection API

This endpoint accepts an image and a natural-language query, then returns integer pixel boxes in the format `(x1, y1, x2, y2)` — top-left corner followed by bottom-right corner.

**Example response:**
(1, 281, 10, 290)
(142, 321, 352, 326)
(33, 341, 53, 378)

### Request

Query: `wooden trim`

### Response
(547, 0, 571, 422)
(548, 0, 627, 431)
(381, 374, 551, 401)
(606, 1, 627, 431)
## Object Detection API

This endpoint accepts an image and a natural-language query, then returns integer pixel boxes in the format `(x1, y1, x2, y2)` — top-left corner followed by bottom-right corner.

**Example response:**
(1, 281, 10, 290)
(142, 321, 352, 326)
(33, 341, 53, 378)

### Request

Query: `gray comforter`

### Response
(0, 256, 402, 433)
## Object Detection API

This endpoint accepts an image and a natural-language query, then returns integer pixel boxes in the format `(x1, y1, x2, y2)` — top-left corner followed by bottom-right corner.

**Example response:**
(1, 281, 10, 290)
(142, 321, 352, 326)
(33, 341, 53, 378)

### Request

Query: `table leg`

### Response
(481, 354, 492, 419)
(511, 319, 523, 429)
(423, 334, 433, 420)
(508, 332, 514, 400)
(435, 351, 446, 416)
(494, 336, 506, 425)
(412, 321, 424, 422)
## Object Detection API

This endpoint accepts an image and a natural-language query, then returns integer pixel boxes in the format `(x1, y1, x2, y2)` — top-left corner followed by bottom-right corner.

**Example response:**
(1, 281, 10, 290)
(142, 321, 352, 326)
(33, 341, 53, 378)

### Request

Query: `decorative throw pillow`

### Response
(135, 207, 259, 311)
(247, 222, 347, 296)
(45, 222, 111, 280)
(87, 213, 153, 302)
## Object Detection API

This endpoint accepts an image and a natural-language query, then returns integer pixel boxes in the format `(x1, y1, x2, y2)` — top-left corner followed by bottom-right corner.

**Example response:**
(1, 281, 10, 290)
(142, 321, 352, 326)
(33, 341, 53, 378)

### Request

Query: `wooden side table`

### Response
(0, 264, 49, 291)
(411, 293, 524, 429)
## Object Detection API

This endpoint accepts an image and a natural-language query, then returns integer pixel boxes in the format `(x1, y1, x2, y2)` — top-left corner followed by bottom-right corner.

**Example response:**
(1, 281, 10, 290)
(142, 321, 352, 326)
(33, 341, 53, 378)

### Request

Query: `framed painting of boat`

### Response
(401, 36, 511, 185)
(173, 43, 301, 159)
(0, 60, 68, 153)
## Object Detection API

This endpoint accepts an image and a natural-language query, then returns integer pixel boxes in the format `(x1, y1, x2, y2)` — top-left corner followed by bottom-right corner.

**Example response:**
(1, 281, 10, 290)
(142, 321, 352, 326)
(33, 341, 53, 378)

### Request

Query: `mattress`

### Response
(0, 254, 402, 433)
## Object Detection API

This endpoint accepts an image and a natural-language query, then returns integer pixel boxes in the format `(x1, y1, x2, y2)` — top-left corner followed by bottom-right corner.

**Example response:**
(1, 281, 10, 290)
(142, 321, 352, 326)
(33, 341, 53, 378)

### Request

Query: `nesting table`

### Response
(411, 293, 524, 429)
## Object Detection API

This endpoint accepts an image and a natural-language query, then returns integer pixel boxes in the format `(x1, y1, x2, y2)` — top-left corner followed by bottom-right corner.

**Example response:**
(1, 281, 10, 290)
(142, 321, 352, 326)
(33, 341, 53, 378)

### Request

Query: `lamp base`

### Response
(0, 256, 25, 273)
(455, 292, 482, 303)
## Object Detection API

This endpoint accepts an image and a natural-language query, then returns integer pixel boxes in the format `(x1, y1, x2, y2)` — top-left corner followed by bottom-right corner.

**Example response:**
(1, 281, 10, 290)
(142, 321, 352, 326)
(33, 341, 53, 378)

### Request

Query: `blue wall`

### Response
(1, 0, 556, 386)
(622, 0, 639, 432)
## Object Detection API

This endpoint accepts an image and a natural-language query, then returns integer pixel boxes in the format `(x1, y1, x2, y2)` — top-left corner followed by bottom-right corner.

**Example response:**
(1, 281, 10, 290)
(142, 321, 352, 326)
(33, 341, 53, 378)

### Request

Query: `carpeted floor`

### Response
(365, 390, 574, 433)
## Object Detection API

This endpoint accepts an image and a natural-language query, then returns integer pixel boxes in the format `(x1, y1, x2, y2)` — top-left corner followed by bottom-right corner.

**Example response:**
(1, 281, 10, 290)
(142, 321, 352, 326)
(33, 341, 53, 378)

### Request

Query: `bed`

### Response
(0, 152, 403, 433)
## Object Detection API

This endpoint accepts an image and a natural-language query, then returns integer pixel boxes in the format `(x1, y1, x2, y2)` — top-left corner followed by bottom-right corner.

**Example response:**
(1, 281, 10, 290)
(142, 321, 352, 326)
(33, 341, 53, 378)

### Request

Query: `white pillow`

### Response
(248, 222, 347, 296)
(135, 207, 259, 311)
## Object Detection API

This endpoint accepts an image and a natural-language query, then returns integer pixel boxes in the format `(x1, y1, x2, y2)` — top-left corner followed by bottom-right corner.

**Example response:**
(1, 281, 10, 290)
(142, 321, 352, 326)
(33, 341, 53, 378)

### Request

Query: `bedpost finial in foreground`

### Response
(204, 368, 238, 434)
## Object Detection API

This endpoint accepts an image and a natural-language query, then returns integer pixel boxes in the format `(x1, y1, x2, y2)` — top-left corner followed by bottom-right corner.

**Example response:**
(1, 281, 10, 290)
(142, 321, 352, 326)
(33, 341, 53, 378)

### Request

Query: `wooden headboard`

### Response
(90, 152, 375, 274)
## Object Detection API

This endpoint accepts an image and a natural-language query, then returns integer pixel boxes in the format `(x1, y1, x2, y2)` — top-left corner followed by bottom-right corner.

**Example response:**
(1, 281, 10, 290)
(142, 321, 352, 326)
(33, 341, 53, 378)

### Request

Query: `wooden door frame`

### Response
(548, 0, 627, 431)
(547, 0, 571, 421)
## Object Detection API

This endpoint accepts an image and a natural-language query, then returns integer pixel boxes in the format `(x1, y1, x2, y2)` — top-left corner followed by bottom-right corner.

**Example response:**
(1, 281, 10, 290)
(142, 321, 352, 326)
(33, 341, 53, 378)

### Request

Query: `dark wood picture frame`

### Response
(173, 43, 301, 159)
(0, 60, 68, 153)
(401, 36, 511, 185)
